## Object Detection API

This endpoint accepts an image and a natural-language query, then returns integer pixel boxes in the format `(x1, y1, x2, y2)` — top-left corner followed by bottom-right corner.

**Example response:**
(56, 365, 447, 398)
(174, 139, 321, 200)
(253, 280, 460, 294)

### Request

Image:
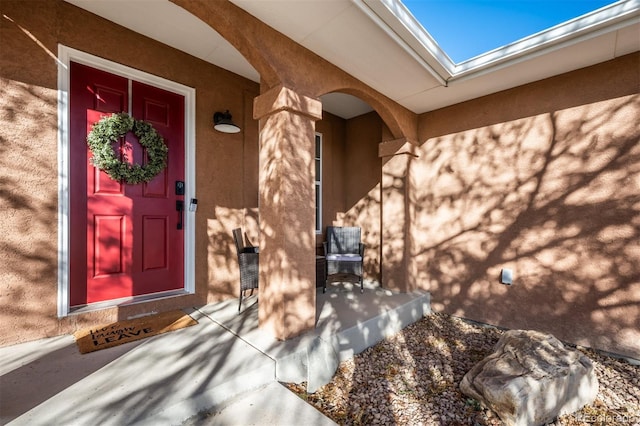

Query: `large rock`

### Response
(460, 329, 598, 426)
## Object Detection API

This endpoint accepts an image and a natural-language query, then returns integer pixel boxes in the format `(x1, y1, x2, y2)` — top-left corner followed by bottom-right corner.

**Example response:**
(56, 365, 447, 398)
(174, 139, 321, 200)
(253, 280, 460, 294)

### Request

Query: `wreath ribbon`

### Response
(86, 112, 168, 184)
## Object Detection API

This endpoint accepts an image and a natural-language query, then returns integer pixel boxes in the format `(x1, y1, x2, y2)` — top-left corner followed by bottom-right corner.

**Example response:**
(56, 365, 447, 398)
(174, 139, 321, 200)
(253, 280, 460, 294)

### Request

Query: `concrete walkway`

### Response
(1, 284, 430, 425)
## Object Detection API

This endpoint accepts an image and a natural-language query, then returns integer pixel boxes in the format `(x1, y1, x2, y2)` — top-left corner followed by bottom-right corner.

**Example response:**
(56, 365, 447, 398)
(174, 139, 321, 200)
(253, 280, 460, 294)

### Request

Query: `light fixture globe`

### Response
(213, 110, 241, 134)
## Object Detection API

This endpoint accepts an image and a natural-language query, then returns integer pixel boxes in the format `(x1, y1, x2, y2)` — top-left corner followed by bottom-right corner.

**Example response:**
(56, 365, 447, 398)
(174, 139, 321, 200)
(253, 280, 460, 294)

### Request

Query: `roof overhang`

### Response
(65, 0, 640, 117)
(363, 0, 640, 112)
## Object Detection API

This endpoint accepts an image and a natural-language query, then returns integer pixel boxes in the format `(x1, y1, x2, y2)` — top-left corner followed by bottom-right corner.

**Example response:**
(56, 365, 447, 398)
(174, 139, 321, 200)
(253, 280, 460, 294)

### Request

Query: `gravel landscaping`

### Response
(285, 313, 640, 425)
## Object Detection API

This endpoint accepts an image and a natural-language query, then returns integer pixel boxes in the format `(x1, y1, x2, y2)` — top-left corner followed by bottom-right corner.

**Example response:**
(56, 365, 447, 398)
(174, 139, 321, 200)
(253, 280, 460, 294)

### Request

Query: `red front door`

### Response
(69, 62, 185, 306)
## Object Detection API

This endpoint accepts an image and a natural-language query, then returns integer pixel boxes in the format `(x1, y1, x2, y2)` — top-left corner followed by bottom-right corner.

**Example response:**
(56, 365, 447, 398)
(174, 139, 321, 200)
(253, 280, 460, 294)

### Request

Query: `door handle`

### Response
(176, 200, 184, 230)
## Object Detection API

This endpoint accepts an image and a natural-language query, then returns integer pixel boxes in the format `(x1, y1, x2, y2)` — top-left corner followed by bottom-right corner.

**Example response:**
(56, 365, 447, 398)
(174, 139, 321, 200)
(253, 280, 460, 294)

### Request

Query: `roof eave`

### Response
(362, 0, 640, 83)
(452, 0, 640, 81)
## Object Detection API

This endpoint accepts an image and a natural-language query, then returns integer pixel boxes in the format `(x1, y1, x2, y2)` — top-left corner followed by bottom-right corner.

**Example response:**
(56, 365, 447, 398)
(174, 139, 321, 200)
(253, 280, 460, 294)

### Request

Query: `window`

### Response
(315, 133, 322, 233)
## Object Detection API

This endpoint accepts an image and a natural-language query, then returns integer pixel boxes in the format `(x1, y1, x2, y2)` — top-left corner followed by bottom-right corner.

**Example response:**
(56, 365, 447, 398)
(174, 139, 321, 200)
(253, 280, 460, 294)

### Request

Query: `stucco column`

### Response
(253, 85, 322, 340)
(379, 139, 418, 293)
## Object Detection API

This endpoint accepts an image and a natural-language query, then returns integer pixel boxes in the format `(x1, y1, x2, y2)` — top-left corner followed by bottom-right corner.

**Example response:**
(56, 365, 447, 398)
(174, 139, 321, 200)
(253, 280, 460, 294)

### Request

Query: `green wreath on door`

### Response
(86, 112, 168, 184)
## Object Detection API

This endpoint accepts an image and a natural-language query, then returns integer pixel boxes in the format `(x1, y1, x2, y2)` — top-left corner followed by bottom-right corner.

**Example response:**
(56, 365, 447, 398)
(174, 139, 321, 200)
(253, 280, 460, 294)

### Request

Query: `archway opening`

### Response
(316, 92, 384, 288)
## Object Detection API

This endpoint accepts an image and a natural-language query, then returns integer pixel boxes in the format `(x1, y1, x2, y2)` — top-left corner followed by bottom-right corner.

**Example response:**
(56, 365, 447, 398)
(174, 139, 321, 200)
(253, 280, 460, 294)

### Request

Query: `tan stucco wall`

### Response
(414, 53, 640, 358)
(343, 112, 383, 283)
(1, 0, 637, 356)
(0, 0, 260, 345)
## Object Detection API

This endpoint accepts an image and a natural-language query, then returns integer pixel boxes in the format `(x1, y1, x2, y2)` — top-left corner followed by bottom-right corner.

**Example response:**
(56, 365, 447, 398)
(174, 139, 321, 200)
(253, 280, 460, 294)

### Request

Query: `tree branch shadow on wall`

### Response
(251, 94, 319, 338)
(300, 96, 639, 422)
(0, 80, 59, 343)
(412, 96, 640, 358)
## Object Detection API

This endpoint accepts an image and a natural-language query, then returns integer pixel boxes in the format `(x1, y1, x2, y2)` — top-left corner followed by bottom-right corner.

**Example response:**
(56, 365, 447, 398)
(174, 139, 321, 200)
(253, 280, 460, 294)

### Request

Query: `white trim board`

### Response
(57, 45, 197, 317)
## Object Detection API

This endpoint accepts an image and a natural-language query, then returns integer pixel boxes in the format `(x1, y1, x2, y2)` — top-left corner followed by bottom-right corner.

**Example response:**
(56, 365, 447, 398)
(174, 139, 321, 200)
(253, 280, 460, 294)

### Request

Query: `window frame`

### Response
(315, 132, 322, 234)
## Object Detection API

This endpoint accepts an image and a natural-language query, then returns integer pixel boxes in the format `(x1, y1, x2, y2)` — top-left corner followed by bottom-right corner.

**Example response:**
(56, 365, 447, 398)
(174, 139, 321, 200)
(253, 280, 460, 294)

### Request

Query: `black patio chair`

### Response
(233, 228, 259, 313)
(323, 226, 365, 293)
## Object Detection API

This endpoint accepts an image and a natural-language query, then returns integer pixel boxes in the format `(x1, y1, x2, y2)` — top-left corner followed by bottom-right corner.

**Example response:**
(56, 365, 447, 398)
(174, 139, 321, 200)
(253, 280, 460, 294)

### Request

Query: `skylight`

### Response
(402, 0, 618, 63)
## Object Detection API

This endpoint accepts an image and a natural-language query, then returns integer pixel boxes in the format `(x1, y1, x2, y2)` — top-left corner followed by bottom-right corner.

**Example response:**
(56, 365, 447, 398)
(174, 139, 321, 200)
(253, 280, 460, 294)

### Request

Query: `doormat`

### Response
(74, 310, 198, 354)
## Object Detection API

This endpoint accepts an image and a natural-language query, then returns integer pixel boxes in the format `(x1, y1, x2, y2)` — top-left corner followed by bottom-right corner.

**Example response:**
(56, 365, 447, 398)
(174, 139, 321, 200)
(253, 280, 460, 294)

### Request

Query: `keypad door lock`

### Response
(175, 181, 185, 195)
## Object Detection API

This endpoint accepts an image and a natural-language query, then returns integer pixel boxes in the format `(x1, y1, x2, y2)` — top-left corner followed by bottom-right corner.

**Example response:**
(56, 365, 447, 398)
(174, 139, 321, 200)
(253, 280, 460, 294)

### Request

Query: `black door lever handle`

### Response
(176, 200, 184, 230)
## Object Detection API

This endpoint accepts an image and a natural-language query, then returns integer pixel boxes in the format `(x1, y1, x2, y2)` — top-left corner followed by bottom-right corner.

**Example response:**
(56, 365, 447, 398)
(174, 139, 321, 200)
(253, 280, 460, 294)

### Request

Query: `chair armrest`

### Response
(359, 243, 365, 256)
(240, 246, 259, 254)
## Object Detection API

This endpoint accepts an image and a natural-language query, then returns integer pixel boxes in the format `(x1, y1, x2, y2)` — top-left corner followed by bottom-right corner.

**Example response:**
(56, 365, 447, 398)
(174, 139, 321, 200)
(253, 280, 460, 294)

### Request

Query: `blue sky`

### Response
(402, 0, 617, 62)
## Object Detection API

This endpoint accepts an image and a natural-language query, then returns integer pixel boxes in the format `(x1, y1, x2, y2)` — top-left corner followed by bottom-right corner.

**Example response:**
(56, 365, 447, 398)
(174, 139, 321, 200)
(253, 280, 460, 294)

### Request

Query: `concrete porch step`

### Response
(203, 284, 431, 393)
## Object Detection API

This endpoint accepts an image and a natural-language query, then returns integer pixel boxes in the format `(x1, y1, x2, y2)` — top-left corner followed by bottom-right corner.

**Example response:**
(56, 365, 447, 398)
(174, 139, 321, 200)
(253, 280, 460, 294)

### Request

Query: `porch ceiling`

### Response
(65, 0, 640, 118)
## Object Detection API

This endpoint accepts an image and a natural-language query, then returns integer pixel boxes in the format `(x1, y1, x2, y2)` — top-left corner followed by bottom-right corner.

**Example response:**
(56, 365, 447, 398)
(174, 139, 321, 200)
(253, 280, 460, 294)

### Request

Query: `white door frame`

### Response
(57, 45, 197, 317)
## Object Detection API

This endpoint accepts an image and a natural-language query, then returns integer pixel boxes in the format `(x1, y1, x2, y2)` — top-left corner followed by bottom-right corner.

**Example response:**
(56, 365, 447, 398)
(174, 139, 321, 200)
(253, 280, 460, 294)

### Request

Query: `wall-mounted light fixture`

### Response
(213, 110, 241, 134)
